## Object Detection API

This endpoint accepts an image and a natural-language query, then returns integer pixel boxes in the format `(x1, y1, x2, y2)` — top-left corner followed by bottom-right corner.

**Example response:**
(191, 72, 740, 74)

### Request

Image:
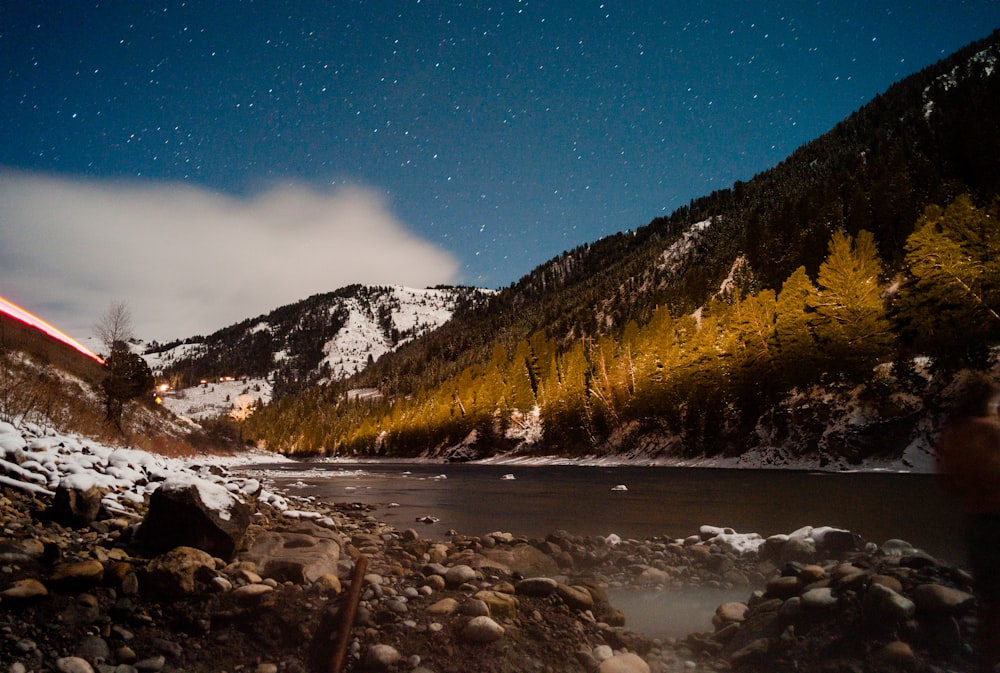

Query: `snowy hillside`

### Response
(142, 285, 489, 420)
(316, 286, 471, 379)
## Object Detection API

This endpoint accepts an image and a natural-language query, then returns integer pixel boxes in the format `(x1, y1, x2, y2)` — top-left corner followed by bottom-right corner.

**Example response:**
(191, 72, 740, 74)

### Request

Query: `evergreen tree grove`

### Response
(245, 196, 999, 458)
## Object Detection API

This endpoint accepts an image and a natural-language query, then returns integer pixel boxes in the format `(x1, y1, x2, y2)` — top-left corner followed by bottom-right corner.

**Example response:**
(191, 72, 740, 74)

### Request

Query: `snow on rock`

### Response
(0, 422, 290, 518)
(158, 473, 241, 521)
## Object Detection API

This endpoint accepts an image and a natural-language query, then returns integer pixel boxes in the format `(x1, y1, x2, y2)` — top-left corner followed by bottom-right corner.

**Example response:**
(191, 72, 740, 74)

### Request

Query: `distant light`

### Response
(0, 296, 103, 364)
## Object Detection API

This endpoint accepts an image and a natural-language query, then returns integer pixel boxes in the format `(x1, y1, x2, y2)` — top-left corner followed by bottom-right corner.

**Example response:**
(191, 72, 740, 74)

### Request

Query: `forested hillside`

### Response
(246, 30, 1000, 465)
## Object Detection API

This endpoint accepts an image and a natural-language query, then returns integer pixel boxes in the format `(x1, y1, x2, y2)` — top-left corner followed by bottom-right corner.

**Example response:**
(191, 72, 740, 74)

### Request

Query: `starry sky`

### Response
(2, 1, 999, 343)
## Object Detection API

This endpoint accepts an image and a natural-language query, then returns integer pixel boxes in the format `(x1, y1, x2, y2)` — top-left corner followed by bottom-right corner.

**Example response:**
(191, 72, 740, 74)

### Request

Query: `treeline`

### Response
(244, 32, 1000, 457)
(246, 196, 1000, 458)
(324, 30, 1000, 412)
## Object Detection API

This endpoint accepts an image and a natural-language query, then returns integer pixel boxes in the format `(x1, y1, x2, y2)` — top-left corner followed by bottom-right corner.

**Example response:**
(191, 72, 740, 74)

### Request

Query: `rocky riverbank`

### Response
(0, 427, 986, 672)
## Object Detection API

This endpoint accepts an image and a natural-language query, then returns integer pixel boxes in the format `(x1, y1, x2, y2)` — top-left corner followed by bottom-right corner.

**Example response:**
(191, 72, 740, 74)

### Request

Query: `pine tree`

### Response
(774, 266, 820, 388)
(897, 195, 1000, 369)
(809, 230, 893, 378)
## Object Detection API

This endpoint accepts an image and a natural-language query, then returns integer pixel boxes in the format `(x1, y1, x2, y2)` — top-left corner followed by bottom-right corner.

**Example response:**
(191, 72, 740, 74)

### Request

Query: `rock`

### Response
(240, 522, 341, 584)
(427, 597, 460, 615)
(475, 589, 519, 619)
(134, 655, 166, 672)
(75, 635, 111, 665)
(444, 564, 477, 587)
(1, 577, 48, 600)
(715, 602, 748, 625)
(779, 536, 816, 563)
(910, 583, 975, 614)
(142, 546, 216, 597)
(870, 574, 904, 593)
(481, 543, 560, 576)
(515, 576, 559, 597)
(428, 544, 449, 564)
(151, 636, 183, 660)
(460, 598, 490, 616)
(636, 566, 672, 585)
(598, 652, 651, 673)
(729, 638, 771, 667)
(764, 575, 801, 599)
(594, 644, 615, 661)
(556, 583, 594, 611)
(364, 644, 401, 670)
(881, 539, 915, 557)
(874, 640, 916, 667)
(798, 564, 827, 583)
(314, 573, 342, 594)
(49, 559, 105, 592)
(461, 616, 505, 643)
(137, 477, 251, 560)
(862, 583, 915, 625)
(55, 658, 95, 673)
(233, 583, 275, 602)
(49, 482, 103, 528)
(800, 587, 838, 610)
(0, 539, 42, 563)
(812, 528, 861, 555)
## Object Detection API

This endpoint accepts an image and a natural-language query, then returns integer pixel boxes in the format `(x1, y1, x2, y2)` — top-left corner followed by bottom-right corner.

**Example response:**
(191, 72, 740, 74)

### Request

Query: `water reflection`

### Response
(245, 463, 965, 566)
(607, 586, 755, 639)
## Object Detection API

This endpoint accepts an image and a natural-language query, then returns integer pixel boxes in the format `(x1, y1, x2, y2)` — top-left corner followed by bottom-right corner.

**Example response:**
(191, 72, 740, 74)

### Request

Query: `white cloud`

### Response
(0, 171, 460, 343)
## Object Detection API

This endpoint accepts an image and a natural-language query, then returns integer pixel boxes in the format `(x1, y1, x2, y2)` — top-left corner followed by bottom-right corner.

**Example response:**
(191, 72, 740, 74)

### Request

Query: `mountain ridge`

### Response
(242, 29, 1000, 465)
(147, 284, 489, 412)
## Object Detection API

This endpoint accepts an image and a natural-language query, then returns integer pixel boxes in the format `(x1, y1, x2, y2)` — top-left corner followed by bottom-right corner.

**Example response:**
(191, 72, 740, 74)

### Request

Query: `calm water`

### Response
(243, 463, 967, 566)
(238, 462, 967, 638)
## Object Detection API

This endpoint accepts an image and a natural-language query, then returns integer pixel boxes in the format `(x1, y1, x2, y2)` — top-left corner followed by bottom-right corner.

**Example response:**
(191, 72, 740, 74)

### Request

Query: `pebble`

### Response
(365, 644, 401, 670)
(134, 655, 166, 672)
(910, 583, 975, 614)
(0, 448, 983, 673)
(461, 616, 505, 643)
(598, 653, 651, 673)
(1, 578, 48, 600)
(800, 587, 837, 609)
(75, 635, 110, 665)
(55, 658, 95, 673)
(444, 564, 477, 587)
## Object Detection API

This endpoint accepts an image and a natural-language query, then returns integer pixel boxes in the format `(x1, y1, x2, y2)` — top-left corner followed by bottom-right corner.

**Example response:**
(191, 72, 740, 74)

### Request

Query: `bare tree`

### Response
(94, 300, 135, 354)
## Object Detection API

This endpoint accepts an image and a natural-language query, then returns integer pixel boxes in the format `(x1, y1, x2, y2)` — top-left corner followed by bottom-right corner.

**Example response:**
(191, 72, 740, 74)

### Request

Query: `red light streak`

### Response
(0, 296, 104, 364)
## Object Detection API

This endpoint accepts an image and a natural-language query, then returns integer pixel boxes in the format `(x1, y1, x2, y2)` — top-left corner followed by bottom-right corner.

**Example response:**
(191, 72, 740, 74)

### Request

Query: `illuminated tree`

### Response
(809, 230, 893, 377)
(897, 195, 1000, 369)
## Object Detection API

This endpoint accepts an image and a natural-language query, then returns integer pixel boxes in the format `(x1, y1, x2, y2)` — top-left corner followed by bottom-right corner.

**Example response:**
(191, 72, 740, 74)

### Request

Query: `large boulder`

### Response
(143, 546, 217, 597)
(137, 476, 250, 560)
(49, 477, 103, 528)
(481, 543, 560, 577)
(239, 521, 341, 584)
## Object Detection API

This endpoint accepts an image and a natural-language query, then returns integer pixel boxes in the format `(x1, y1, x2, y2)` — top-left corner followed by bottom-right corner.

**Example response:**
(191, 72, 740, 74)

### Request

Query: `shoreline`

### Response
(0, 422, 983, 672)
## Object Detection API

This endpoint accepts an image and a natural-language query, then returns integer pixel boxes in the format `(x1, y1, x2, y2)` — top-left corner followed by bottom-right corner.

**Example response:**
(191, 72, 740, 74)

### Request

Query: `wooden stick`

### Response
(329, 554, 368, 673)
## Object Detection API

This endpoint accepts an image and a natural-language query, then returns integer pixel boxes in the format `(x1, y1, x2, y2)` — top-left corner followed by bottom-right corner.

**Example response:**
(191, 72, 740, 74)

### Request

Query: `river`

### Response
(239, 462, 967, 637)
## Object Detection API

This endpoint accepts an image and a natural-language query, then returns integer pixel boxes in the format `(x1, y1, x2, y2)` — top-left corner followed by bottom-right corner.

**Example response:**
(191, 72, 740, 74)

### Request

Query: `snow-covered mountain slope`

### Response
(315, 285, 471, 380)
(143, 285, 489, 418)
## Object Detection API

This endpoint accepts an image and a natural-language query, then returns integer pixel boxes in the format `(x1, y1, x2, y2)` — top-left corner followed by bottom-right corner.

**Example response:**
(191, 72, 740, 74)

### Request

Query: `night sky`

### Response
(2, 1, 999, 342)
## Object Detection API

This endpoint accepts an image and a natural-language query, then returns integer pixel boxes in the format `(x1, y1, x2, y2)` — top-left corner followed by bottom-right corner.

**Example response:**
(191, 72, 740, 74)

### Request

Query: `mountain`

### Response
(243, 29, 1000, 468)
(146, 284, 489, 406)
